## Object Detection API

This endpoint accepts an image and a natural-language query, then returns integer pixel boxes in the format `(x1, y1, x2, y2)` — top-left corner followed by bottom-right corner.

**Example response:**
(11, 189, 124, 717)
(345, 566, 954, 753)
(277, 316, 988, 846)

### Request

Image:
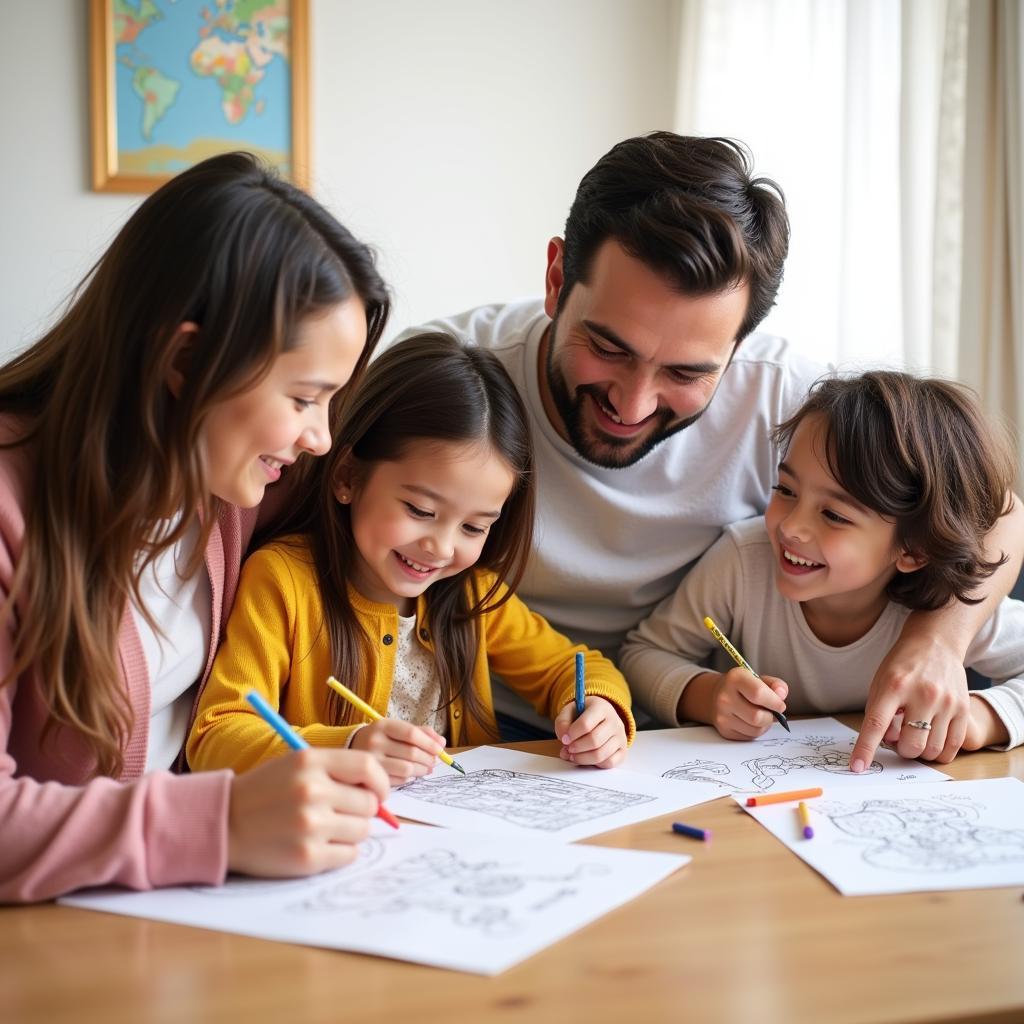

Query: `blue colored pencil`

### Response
(672, 821, 712, 841)
(575, 651, 585, 717)
(246, 690, 308, 750)
(244, 690, 399, 830)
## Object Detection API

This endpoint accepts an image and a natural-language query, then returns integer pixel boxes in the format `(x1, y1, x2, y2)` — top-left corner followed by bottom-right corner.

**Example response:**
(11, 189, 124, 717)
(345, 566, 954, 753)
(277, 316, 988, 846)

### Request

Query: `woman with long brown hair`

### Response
(1, 152, 391, 902)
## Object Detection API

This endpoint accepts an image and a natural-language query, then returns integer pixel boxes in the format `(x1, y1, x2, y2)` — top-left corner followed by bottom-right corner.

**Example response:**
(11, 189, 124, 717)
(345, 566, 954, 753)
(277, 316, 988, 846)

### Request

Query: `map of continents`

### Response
(114, 0, 291, 176)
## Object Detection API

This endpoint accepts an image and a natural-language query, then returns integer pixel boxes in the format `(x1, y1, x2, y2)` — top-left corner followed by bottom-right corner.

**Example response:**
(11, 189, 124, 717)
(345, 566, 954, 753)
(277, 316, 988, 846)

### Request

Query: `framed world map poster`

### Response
(89, 0, 309, 193)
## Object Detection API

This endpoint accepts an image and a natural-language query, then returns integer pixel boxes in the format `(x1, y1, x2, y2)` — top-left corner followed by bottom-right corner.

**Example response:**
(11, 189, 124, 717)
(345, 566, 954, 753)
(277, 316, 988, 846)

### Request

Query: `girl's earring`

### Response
(338, 490, 351, 503)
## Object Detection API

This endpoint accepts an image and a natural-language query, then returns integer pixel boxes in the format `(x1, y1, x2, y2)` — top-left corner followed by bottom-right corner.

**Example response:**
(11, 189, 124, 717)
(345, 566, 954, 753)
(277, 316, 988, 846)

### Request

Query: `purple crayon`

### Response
(798, 801, 814, 839)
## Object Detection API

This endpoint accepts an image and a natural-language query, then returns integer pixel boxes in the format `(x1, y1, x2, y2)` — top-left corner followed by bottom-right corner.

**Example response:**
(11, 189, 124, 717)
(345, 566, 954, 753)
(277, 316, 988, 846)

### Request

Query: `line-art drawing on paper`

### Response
(286, 848, 610, 935)
(817, 796, 1024, 872)
(661, 735, 882, 791)
(662, 759, 744, 791)
(741, 746, 881, 790)
(397, 768, 656, 831)
(760, 733, 837, 749)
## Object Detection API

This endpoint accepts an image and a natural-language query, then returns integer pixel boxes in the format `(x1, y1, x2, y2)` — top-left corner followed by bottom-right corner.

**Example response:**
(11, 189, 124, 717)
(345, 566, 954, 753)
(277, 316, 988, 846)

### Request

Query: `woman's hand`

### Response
(226, 748, 390, 877)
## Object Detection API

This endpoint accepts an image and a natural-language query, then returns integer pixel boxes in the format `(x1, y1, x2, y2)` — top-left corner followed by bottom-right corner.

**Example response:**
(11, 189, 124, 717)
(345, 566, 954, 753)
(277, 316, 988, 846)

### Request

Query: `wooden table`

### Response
(5, 721, 1024, 1024)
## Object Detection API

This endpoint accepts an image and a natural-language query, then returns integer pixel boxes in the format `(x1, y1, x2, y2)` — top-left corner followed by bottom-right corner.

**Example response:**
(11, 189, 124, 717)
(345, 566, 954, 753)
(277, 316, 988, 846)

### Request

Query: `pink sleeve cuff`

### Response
(144, 769, 233, 887)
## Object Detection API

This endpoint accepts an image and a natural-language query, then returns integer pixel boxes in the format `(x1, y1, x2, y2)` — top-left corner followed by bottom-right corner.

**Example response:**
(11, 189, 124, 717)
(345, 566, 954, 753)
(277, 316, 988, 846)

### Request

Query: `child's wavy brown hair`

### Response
(771, 371, 1016, 610)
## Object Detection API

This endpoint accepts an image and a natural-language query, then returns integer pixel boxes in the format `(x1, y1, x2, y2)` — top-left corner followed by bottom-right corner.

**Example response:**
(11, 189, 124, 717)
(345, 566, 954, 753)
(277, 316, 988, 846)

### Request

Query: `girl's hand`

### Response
(554, 696, 628, 769)
(710, 668, 789, 740)
(349, 718, 446, 785)
(226, 748, 389, 878)
(962, 695, 1009, 751)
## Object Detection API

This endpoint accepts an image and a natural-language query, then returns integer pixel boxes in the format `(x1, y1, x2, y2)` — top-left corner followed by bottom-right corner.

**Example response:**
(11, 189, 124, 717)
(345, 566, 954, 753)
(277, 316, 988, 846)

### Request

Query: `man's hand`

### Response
(851, 632, 969, 771)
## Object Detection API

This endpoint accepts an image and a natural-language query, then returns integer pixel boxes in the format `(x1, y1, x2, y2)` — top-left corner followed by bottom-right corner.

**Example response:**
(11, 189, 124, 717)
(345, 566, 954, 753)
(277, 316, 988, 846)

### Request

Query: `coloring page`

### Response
(739, 777, 1024, 895)
(386, 746, 721, 841)
(60, 822, 689, 974)
(624, 717, 951, 794)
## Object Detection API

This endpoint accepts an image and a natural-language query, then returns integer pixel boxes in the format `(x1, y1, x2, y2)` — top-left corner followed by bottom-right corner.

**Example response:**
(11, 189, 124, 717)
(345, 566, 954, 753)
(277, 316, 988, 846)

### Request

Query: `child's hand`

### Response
(349, 718, 446, 785)
(710, 668, 789, 741)
(961, 695, 1009, 751)
(554, 697, 628, 769)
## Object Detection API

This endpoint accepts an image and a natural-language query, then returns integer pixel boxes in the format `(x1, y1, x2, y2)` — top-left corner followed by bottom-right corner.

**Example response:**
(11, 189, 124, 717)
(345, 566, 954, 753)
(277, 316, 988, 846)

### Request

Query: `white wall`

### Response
(0, 1, 673, 359)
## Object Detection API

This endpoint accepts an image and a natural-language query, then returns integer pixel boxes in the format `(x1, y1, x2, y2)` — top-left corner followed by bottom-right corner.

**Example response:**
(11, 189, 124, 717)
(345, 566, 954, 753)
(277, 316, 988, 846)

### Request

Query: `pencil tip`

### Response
(452, 761, 467, 775)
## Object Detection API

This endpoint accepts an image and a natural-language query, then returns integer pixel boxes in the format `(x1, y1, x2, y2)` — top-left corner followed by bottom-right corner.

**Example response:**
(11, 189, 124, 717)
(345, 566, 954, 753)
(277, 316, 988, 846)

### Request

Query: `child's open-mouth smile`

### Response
(779, 545, 825, 575)
(394, 551, 449, 580)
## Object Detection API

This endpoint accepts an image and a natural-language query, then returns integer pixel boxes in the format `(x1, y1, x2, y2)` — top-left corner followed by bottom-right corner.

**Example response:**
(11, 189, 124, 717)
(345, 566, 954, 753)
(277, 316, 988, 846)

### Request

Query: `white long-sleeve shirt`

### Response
(621, 516, 1024, 749)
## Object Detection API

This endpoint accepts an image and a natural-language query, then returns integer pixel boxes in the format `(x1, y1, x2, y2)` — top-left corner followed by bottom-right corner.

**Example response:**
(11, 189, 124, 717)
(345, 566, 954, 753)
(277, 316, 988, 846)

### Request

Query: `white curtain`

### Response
(958, 0, 1024, 485)
(672, 0, 1023, 482)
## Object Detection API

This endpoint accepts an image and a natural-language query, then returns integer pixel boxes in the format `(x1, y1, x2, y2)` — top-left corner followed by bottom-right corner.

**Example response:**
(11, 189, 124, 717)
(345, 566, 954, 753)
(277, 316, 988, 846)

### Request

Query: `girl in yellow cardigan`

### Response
(188, 333, 634, 783)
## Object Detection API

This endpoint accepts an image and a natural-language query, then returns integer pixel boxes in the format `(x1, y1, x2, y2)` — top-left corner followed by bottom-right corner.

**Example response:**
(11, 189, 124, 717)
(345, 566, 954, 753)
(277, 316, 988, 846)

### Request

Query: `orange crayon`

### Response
(746, 786, 823, 807)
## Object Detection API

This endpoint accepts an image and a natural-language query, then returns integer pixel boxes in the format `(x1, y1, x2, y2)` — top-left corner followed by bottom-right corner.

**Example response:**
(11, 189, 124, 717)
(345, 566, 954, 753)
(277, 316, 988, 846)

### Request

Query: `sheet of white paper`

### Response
(60, 822, 689, 975)
(386, 746, 721, 842)
(624, 717, 951, 795)
(739, 777, 1024, 895)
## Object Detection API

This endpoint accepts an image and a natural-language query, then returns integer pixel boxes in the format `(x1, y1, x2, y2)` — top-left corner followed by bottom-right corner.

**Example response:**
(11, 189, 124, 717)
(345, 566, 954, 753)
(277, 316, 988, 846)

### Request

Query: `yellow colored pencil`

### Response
(326, 675, 466, 775)
(702, 616, 790, 732)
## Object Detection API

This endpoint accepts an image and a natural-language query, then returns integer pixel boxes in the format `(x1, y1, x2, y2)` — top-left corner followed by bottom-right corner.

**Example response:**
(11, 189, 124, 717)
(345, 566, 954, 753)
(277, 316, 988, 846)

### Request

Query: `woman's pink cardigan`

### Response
(0, 421, 258, 902)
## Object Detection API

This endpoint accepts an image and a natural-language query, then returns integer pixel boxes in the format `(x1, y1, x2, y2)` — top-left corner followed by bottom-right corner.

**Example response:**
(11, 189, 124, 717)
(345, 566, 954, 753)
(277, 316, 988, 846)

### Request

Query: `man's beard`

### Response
(544, 316, 711, 469)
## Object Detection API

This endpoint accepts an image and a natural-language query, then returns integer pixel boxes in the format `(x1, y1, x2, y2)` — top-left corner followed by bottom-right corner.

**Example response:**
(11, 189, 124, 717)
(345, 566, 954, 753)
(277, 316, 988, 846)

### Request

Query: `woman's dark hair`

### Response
(0, 151, 389, 776)
(560, 132, 789, 342)
(771, 371, 1015, 610)
(298, 332, 535, 735)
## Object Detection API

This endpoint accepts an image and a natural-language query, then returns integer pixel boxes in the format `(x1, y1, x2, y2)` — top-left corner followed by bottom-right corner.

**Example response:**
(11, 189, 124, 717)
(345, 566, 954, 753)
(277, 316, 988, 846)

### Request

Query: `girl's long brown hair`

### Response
(0, 152, 389, 776)
(281, 333, 536, 736)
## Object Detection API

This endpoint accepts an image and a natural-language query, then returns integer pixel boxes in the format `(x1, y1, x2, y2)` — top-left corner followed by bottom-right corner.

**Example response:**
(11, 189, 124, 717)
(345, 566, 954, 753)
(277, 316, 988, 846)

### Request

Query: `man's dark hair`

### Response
(560, 132, 789, 341)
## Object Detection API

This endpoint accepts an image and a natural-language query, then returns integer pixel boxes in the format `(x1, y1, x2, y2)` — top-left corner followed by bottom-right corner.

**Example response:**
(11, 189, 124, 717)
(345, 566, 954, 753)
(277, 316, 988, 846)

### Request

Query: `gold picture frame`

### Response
(89, 0, 309, 193)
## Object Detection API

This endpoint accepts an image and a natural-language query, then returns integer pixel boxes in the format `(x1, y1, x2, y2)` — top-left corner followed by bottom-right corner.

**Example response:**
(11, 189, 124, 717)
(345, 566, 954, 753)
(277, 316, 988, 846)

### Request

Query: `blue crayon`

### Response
(575, 651, 585, 717)
(672, 821, 712, 841)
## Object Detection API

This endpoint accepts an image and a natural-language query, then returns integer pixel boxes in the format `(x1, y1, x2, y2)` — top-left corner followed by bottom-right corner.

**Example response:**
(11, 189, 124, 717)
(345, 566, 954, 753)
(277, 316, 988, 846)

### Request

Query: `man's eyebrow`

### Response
(402, 484, 502, 520)
(777, 460, 869, 513)
(582, 319, 722, 375)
